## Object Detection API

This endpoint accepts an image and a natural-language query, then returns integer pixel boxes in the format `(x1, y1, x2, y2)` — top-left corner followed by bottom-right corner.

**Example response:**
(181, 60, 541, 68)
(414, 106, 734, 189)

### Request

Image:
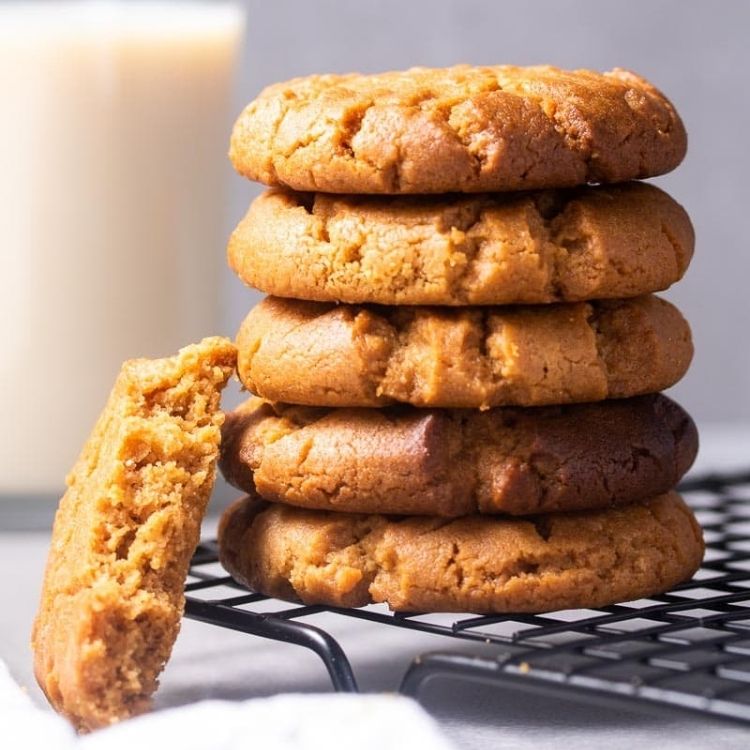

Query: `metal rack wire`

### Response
(185, 470, 750, 722)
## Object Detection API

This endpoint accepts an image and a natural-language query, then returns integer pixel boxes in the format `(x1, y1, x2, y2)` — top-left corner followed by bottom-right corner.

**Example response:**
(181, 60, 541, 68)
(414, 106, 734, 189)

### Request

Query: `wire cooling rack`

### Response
(184, 470, 750, 722)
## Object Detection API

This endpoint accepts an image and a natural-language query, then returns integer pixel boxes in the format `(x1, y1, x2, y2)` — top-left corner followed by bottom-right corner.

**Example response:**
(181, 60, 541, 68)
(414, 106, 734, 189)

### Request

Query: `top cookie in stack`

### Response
(229, 65, 685, 194)
(220, 65, 702, 614)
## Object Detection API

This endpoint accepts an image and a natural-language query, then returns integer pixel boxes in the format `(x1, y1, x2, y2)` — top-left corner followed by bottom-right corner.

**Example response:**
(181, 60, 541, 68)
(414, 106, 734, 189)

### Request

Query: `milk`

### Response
(0, 3, 245, 494)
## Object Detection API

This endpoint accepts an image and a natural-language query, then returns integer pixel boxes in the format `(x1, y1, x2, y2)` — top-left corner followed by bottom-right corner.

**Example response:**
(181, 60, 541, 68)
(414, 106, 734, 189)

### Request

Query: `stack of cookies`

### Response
(218, 65, 704, 613)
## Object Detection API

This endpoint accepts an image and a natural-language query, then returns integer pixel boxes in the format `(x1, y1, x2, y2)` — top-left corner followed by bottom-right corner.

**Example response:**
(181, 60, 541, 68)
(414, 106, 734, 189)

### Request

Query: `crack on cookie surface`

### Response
(230, 65, 686, 194)
(219, 493, 704, 614)
(229, 183, 693, 306)
(237, 295, 692, 409)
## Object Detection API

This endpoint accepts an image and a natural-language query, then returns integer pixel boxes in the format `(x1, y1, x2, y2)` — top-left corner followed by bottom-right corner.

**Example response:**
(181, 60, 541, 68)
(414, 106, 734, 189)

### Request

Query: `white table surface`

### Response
(3, 426, 750, 748)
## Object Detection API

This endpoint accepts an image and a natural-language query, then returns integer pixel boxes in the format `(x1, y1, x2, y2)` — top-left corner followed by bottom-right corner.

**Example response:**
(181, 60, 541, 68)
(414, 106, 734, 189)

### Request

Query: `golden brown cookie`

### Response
(219, 394, 697, 517)
(236, 295, 692, 408)
(229, 65, 686, 194)
(32, 338, 236, 732)
(218, 491, 704, 613)
(229, 183, 694, 305)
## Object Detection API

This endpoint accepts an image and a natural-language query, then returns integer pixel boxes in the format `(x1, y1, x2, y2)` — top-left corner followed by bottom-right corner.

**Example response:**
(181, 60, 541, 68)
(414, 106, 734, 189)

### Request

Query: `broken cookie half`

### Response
(32, 337, 236, 732)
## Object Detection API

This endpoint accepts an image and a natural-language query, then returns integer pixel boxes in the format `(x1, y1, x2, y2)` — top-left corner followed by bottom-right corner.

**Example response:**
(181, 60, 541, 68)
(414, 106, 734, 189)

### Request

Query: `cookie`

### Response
(236, 295, 692, 408)
(229, 183, 694, 305)
(32, 338, 236, 731)
(218, 491, 704, 613)
(229, 65, 686, 194)
(219, 394, 697, 517)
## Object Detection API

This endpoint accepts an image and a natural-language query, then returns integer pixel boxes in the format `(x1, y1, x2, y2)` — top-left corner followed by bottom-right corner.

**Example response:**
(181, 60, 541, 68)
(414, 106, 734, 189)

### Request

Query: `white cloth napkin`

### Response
(1, 660, 454, 749)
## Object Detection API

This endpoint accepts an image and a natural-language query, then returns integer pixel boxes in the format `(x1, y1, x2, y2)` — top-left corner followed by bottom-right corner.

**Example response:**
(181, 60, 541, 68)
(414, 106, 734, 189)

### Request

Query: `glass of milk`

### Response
(0, 2, 245, 497)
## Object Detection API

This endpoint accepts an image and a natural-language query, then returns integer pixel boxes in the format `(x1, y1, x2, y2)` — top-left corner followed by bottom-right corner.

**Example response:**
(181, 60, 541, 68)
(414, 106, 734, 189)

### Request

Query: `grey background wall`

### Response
(220, 0, 749, 425)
